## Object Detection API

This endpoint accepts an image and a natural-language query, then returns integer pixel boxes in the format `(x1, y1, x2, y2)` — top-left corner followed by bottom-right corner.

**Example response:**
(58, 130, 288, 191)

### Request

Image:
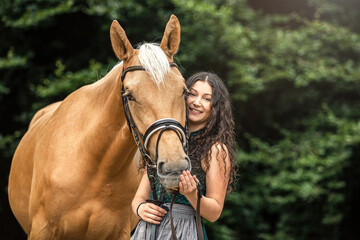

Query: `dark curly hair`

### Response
(186, 72, 237, 192)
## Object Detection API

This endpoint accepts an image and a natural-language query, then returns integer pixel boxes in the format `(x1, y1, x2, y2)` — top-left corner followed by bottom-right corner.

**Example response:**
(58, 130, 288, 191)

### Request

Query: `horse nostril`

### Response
(157, 161, 180, 176)
(157, 157, 191, 177)
(157, 161, 165, 175)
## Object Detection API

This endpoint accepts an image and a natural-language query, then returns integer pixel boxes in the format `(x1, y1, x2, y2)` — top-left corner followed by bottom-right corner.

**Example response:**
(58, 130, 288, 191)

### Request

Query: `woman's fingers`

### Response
(143, 213, 162, 224)
(150, 203, 167, 215)
(184, 171, 191, 186)
(179, 171, 198, 195)
(141, 203, 167, 224)
(184, 170, 196, 188)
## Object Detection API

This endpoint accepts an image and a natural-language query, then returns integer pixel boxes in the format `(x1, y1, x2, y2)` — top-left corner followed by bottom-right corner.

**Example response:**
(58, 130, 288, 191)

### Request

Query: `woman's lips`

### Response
(189, 107, 202, 115)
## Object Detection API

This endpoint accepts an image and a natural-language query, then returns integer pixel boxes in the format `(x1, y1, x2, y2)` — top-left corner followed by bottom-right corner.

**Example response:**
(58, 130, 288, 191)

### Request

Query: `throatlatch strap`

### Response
(196, 182, 204, 240)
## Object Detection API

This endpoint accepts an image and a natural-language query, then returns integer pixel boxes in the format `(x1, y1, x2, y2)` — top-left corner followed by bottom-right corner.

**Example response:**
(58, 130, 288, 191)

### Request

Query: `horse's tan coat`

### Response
(8, 15, 185, 239)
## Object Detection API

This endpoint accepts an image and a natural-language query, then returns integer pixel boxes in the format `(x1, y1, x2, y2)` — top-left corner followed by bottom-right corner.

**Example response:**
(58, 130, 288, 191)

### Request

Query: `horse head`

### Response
(110, 15, 190, 191)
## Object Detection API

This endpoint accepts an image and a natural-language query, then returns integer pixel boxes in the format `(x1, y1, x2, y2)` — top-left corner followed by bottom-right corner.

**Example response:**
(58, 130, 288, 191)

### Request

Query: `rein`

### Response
(120, 62, 203, 240)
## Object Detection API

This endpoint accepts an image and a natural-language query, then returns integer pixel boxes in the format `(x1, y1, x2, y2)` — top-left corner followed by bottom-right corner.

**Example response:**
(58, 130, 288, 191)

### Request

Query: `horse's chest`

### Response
(52, 202, 130, 239)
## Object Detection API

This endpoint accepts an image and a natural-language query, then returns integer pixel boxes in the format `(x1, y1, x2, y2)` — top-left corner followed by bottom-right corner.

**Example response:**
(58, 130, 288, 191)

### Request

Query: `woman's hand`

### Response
(179, 170, 198, 198)
(137, 203, 167, 225)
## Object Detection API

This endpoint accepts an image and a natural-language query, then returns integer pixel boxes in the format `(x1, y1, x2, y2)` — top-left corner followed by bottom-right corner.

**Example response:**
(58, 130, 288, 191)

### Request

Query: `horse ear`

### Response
(160, 14, 181, 59)
(110, 20, 134, 61)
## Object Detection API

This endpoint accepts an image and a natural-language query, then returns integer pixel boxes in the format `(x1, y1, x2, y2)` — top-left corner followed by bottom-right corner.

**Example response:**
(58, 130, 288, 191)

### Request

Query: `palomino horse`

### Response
(8, 15, 190, 239)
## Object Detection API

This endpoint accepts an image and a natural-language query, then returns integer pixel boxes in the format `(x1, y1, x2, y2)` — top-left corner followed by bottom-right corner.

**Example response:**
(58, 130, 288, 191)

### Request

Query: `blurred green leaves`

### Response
(0, 48, 27, 69)
(35, 59, 105, 99)
(2, 0, 75, 28)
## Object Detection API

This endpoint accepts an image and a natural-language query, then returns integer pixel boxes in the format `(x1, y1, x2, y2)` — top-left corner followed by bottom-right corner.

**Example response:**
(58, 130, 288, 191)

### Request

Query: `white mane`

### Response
(138, 43, 171, 87)
(111, 43, 171, 87)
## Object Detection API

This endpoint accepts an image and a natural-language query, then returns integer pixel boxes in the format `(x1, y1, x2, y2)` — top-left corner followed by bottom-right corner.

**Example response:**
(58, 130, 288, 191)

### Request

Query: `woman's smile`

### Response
(189, 107, 203, 114)
(186, 80, 212, 132)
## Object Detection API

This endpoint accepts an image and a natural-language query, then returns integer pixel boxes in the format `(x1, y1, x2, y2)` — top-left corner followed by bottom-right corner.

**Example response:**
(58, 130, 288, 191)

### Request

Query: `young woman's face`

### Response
(186, 80, 212, 131)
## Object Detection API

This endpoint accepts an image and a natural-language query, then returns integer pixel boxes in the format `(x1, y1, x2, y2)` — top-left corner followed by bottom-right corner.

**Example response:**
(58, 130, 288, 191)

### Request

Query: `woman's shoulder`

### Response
(211, 142, 229, 154)
(208, 142, 230, 167)
(207, 142, 231, 181)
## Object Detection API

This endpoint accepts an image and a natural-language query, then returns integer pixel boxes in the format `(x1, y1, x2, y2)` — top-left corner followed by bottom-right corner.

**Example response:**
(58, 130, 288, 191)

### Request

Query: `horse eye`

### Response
(182, 89, 189, 96)
(126, 93, 136, 101)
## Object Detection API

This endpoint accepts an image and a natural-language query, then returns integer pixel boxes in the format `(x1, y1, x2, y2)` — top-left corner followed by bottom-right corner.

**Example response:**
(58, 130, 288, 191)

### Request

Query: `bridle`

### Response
(120, 62, 203, 240)
(120, 62, 188, 166)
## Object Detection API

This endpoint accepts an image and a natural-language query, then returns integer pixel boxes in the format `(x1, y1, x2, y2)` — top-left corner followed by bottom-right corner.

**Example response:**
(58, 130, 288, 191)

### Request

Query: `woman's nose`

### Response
(194, 97, 201, 106)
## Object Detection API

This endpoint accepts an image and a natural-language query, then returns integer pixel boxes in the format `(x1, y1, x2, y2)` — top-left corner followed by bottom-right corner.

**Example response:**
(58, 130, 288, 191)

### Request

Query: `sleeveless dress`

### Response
(131, 130, 208, 240)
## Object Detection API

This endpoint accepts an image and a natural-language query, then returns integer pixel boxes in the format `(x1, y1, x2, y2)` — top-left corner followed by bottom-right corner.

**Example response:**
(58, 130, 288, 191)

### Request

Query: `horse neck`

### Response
(83, 65, 138, 175)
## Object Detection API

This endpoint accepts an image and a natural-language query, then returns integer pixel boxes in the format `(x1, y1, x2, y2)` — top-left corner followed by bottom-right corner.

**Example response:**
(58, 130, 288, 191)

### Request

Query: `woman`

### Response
(131, 72, 236, 239)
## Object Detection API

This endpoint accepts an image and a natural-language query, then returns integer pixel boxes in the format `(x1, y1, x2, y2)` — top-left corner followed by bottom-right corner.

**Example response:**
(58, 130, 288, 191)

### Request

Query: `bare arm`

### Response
(131, 170, 167, 225)
(179, 143, 230, 222)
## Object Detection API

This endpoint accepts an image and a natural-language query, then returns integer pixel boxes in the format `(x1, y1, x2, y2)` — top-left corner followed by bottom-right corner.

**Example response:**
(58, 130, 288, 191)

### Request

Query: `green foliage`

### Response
(228, 108, 360, 239)
(172, 0, 255, 76)
(2, 0, 75, 28)
(33, 59, 108, 106)
(226, 16, 360, 98)
(0, 48, 27, 69)
(308, 0, 360, 32)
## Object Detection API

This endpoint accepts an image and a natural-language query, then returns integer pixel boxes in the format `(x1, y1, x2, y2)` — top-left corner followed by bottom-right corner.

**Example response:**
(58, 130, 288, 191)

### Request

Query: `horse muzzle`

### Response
(157, 156, 191, 190)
